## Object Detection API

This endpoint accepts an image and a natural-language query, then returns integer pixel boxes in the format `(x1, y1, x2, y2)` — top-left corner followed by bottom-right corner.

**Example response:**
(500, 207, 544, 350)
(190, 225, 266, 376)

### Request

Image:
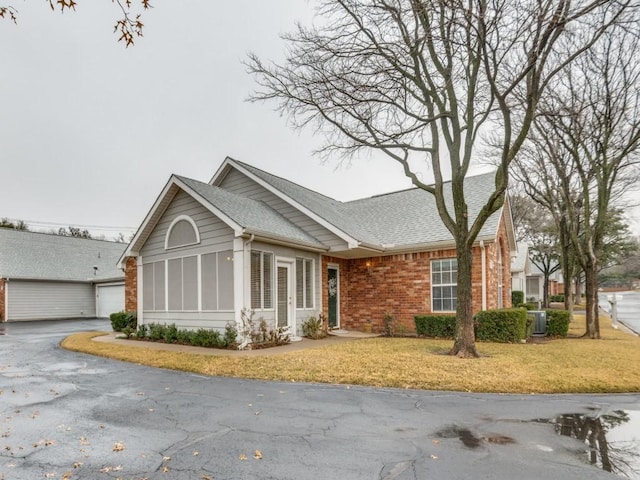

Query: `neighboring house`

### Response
(0, 229, 126, 321)
(511, 243, 531, 298)
(525, 261, 563, 305)
(119, 157, 516, 334)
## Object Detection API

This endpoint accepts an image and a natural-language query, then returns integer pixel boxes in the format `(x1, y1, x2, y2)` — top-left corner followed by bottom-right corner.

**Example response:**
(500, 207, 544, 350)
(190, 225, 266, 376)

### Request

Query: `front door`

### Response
(327, 266, 339, 328)
(276, 262, 292, 328)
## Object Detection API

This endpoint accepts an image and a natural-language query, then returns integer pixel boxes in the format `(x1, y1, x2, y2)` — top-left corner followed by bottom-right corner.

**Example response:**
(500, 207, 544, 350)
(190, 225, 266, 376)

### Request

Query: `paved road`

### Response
(1, 319, 638, 480)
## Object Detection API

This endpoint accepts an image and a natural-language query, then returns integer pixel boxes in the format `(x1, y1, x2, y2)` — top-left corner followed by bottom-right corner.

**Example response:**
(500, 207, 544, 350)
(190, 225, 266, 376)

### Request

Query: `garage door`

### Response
(7, 280, 95, 321)
(96, 284, 125, 318)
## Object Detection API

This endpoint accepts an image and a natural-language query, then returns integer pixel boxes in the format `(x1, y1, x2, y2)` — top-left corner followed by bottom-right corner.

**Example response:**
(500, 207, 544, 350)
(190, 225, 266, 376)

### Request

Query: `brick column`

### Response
(124, 257, 138, 313)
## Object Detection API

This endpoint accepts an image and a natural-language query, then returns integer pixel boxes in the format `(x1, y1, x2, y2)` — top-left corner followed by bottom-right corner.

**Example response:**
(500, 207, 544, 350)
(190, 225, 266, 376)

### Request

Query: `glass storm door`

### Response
(327, 267, 339, 328)
(276, 263, 290, 328)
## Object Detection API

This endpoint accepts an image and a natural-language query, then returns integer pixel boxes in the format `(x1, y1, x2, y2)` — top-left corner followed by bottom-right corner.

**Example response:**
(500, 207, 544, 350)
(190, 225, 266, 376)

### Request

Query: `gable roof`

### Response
(175, 176, 325, 248)
(212, 157, 513, 252)
(0, 229, 126, 282)
(123, 157, 516, 262)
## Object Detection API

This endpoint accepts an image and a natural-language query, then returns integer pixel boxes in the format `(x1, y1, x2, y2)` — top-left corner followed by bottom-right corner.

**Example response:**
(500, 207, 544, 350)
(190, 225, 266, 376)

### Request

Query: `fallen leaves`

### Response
(253, 450, 263, 459)
(112, 441, 126, 452)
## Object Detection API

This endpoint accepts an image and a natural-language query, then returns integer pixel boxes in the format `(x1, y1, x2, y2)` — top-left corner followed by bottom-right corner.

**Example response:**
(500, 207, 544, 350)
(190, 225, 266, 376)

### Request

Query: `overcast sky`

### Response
(1, 1, 639, 239)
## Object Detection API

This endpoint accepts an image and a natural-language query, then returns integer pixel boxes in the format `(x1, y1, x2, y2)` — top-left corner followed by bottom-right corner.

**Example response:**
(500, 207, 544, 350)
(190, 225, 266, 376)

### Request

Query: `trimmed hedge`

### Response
(474, 308, 527, 343)
(110, 311, 137, 332)
(549, 294, 565, 303)
(511, 290, 524, 307)
(414, 315, 456, 338)
(545, 309, 570, 337)
(136, 322, 237, 348)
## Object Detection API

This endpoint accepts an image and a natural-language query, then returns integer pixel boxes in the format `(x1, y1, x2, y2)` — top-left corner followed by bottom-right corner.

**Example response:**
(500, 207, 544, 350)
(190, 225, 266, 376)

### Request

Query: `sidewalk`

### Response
(92, 329, 379, 357)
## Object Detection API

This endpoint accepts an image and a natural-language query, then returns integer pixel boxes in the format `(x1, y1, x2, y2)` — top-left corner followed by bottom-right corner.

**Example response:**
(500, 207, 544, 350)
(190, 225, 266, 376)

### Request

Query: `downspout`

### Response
(480, 241, 487, 311)
(242, 233, 255, 311)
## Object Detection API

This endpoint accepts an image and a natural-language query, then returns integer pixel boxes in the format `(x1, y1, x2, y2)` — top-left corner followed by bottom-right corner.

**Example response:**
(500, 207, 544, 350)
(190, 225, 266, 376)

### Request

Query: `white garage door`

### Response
(96, 284, 125, 318)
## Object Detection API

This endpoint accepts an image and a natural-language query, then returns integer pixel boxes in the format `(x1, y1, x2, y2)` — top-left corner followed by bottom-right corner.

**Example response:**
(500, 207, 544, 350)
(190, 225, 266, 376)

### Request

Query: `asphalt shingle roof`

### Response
(0, 229, 126, 282)
(176, 175, 325, 248)
(232, 159, 502, 249)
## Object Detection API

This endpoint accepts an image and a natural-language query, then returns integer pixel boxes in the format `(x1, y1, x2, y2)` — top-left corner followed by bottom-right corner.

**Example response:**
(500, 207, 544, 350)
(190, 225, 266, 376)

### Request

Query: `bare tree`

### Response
(519, 29, 640, 338)
(247, 0, 633, 357)
(0, 0, 151, 46)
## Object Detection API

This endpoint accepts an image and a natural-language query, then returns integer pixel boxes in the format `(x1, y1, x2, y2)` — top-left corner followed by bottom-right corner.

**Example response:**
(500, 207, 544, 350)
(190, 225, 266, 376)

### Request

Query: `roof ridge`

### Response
(0, 227, 125, 245)
(229, 158, 343, 204)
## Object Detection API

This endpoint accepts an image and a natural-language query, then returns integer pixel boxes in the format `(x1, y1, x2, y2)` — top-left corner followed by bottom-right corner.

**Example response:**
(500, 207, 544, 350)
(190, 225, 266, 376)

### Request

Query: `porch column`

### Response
(232, 237, 250, 325)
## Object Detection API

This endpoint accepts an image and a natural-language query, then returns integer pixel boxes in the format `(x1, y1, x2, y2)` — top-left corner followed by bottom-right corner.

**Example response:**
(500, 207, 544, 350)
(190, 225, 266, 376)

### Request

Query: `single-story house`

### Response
(119, 157, 516, 335)
(0, 229, 127, 321)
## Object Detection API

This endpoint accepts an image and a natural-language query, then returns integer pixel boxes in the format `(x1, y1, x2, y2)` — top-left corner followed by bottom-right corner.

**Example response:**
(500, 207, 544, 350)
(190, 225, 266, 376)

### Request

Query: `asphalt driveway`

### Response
(1, 319, 638, 479)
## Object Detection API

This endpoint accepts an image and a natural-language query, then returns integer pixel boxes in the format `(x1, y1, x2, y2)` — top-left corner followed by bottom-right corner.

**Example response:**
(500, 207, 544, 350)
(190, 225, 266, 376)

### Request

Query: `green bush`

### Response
(545, 309, 570, 337)
(523, 302, 537, 311)
(163, 323, 179, 343)
(129, 322, 238, 349)
(511, 290, 524, 307)
(223, 322, 238, 347)
(549, 294, 565, 303)
(136, 324, 148, 339)
(414, 315, 456, 338)
(110, 311, 137, 332)
(474, 308, 527, 343)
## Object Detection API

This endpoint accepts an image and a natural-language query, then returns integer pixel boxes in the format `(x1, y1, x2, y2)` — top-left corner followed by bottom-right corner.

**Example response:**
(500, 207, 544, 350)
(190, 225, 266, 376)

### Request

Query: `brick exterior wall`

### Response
(321, 223, 512, 333)
(0, 278, 5, 322)
(124, 257, 138, 313)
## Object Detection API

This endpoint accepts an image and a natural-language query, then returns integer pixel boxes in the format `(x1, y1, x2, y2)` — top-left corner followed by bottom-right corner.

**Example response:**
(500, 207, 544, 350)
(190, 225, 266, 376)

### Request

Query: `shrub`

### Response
(474, 308, 527, 343)
(549, 294, 565, 303)
(176, 329, 195, 344)
(545, 309, 570, 337)
(511, 290, 524, 307)
(414, 315, 456, 338)
(136, 324, 148, 339)
(223, 322, 238, 347)
(110, 311, 137, 332)
(523, 302, 537, 311)
(148, 323, 167, 341)
(302, 315, 328, 339)
(383, 311, 400, 337)
(192, 328, 221, 347)
(163, 323, 179, 343)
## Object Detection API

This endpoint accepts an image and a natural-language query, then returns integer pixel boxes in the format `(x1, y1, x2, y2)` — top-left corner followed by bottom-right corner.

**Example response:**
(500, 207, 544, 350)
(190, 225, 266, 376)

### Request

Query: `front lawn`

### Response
(61, 314, 640, 394)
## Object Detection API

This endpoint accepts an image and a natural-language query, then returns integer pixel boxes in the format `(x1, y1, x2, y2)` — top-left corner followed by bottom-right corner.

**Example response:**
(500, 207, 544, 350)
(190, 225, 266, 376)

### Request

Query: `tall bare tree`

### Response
(516, 28, 640, 338)
(248, 0, 634, 356)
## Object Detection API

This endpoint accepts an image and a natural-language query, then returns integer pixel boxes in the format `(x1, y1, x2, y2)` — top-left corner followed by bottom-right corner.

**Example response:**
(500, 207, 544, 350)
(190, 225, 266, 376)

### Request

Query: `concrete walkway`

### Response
(92, 329, 380, 357)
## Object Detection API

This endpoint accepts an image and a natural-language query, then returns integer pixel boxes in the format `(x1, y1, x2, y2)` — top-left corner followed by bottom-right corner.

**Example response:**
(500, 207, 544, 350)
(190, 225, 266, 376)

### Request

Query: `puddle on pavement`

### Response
(435, 425, 515, 449)
(534, 410, 640, 479)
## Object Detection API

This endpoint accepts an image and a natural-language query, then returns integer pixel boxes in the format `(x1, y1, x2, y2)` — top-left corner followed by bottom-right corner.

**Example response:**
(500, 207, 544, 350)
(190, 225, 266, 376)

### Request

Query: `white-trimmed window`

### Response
(296, 257, 314, 309)
(201, 250, 234, 311)
(251, 251, 273, 309)
(432, 258, 457, 312)
(165, 215, 200, 249)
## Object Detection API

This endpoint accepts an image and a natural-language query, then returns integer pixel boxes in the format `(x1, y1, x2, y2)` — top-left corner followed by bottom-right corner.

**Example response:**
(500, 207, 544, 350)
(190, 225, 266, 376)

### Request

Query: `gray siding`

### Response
(7, 280, 95, 321)
(219, 169, 348, 249)
(139, 189, 236, 331)
(141, 311, 234, 331)
(140, 190, 234, 262)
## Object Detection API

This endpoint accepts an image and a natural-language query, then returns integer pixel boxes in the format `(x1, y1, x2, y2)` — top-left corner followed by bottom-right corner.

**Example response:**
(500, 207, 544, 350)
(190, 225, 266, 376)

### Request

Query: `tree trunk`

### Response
(584, 260, 601, 339)
(449, 242, 479, 358)
(542, 273, 550, 309)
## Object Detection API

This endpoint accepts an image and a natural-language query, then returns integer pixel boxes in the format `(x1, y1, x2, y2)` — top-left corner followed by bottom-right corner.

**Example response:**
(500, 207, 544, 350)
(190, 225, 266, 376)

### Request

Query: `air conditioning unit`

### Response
(528, 310, 547, 335)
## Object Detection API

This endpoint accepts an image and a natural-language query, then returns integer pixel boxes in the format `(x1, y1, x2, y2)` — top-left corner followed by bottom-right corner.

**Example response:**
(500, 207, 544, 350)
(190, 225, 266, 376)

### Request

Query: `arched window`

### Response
(165, 215, 200, 249)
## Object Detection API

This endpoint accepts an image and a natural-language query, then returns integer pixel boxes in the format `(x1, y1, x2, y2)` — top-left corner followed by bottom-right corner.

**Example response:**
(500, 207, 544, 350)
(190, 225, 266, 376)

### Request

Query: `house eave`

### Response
(244, 231, 329, 253)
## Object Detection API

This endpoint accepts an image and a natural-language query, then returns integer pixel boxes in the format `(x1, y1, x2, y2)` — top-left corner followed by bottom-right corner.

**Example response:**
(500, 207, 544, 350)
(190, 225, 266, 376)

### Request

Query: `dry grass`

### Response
(61, 314, 640, 394)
